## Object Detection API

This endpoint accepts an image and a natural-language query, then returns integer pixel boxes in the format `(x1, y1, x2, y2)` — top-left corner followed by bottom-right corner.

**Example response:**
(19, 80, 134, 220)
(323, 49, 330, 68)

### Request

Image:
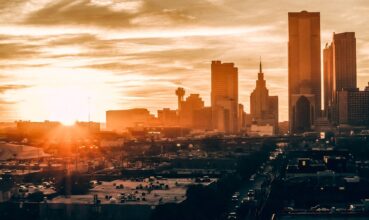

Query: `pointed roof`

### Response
(259, 56, 262, 73)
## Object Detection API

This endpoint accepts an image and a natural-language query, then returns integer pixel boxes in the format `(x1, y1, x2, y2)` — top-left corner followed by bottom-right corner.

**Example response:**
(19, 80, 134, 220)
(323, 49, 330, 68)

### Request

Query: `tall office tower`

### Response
(288, 11, 321, 133)
(323, 43, 333, 115)
(250, 61, 279, 134)
(324, 32, 357, 123)
(211, 60, 239, 133)
(332, 32, 357, 92)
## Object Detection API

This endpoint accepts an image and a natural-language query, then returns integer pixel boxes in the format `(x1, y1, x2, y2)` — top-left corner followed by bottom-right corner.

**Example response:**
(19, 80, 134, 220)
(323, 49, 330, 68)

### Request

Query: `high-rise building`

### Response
(337, 89, 369, 126)
(288, 11, 321, 133)
(238, 104, 246, 130)
(332, 32, 357, 93)
(250, 61, 269, 119)
(250, 61, 279, 134)
(179, 94, 204, 128)
(324, 32, 357, 124)
(211, 61, 239, 133)
(193, 107, 213, 130)
(268, 96, 279, 133)
(323, 43, 334, 114)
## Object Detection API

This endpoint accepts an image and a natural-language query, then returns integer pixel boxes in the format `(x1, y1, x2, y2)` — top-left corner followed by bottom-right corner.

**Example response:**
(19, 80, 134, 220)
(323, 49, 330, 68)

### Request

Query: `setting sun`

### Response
(0, 1, 369, 220)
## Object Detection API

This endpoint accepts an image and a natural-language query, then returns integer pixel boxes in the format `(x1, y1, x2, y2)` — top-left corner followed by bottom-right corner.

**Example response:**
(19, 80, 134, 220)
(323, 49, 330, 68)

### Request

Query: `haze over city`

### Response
(1, 0, 369, 124)
(1, 1, 369, 220)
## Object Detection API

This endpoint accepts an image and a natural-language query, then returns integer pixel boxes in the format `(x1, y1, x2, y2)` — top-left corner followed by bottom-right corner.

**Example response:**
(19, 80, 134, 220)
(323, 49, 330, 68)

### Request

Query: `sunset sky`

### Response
(1, 0, 369, 124)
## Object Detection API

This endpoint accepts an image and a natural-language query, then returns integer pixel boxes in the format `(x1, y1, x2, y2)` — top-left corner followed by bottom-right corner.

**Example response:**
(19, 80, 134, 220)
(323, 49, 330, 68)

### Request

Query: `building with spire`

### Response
(249, 60, 279, 135)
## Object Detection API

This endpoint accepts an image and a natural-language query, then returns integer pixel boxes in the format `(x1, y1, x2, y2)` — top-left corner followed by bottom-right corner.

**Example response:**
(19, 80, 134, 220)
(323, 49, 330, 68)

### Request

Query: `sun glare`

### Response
(60, 118, 76, 126)
(17, 85, 92, 124)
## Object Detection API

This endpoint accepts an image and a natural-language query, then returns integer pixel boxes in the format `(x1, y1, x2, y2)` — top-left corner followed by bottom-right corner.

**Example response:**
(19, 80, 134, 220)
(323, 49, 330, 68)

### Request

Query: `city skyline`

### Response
(1, 0, 369, 124)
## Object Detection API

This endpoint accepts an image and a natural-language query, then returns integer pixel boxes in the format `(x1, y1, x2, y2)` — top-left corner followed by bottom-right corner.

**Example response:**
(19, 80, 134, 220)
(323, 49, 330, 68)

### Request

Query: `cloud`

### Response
(23, 0, 133, 27)
(0, 84, 30, 93)
(0, 42, 39, 59)
(0, 0, 368, 122)
(22, 0, 199, 28)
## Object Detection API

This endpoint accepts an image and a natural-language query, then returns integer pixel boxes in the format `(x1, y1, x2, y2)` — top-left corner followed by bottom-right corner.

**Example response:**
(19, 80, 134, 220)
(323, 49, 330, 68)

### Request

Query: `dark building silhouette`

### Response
(288, 11, 321, 133)
(16, 120, 61, 137)
(175, 87, 185, 113)
(106, 108, 155, 132)
(193, 107, 213, 130)
(179, 93, 205, 128)
(332, 32, 357, 92)
(337, 89, 369, 126)
(75, 121, 100, 134)
(211, 61, 239, 133)
(250, 61, 279, 134)
(323, 43, 334, 115)
(238, 104, 246, 130)
(324, 32, 357, 123)
(158, 108, 178, 127)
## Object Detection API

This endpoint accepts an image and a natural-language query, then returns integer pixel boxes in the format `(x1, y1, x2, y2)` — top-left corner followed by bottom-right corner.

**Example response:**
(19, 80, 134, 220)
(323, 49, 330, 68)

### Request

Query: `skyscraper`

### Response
(323, 43, 333, 114)
(250, 61, 279, 134)
(332, 32, 357, 92)
(324, 32, 357, 123)
(211, 61, 239, 133)
(288, 11, 321, 133)
(337, 89, 369, 126)
(250, 61, 269, 119)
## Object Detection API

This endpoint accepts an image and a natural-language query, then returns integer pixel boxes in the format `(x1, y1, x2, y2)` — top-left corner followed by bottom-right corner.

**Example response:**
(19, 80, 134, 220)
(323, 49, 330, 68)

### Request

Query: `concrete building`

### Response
(158, 108, 178, 127)
(193, 107, 212, 131)
(250, 61, 279, 134)
(337, 89, 369, 127)
(288, 11, 321, 134)
(332, 32, 357, 93)
(16, 121, 61, 137)
(211, 61, 239, 133)
(75, 121, 101, 134)
(238, 104, 246, 130)
(313, 117, 332, 132)
(248, 124, 274, 136)
(179, 94, 204, 128)
(106, 109, 155, 132)
(250, 61, 269, 120)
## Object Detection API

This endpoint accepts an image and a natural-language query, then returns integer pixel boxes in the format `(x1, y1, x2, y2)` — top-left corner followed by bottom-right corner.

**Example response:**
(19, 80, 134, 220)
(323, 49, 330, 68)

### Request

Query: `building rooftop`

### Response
(49, 178, 216, 206)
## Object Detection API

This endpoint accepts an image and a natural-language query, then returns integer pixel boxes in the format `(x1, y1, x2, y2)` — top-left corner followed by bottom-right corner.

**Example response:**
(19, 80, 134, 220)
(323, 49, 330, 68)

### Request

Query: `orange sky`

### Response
(0, 0, 369, 123)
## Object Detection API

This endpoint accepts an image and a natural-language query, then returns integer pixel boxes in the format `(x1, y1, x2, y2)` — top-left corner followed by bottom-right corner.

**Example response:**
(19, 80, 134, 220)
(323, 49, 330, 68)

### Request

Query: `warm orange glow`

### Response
(0, 1, 368, 123)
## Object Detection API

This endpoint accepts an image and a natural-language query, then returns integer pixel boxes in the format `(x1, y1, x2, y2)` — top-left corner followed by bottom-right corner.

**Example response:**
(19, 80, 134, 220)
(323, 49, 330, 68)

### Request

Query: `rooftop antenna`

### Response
(259, 56, 262, 73)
